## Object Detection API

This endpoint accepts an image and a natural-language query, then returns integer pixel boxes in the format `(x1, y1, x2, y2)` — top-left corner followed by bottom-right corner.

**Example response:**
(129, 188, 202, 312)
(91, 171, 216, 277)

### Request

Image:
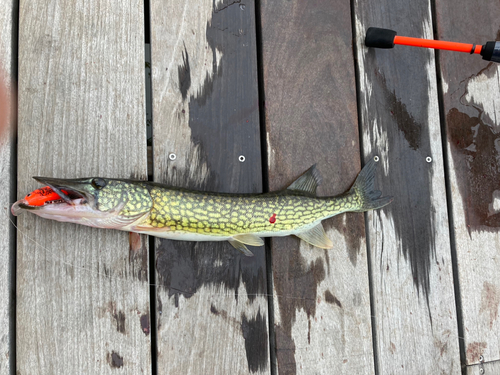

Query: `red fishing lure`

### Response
(25, 186, 68, 206)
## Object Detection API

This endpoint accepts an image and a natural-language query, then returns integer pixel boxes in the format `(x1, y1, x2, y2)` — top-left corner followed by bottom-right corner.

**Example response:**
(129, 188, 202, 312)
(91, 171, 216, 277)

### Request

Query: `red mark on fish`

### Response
(269, 213, 277, 224)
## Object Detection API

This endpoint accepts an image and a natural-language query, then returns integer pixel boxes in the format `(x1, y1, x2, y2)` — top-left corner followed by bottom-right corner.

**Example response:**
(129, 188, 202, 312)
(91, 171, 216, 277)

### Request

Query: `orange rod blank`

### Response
(394, 35, 482, 54)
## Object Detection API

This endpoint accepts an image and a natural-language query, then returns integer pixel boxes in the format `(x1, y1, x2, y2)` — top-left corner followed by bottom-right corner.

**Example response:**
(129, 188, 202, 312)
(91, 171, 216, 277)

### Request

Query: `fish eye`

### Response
(91, 178, 106, 189)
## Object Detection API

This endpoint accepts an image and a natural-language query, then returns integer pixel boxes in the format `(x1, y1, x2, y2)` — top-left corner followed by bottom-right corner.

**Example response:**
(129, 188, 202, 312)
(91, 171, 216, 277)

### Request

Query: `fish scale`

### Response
(144, 189, 335, 235)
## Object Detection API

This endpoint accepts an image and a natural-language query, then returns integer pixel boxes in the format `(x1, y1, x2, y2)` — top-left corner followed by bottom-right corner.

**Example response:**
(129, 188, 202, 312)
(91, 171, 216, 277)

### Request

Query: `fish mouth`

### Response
(33, 176, 90, 205)
(11, 177, 94, 217)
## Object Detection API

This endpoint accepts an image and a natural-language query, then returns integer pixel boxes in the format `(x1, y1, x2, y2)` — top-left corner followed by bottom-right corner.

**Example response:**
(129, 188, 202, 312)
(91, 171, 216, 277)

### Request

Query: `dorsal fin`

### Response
(287, 165, 322, 195)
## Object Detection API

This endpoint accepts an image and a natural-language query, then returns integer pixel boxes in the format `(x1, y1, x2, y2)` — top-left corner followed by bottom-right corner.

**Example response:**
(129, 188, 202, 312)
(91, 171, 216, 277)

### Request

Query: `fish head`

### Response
(12, 177, 153, 229)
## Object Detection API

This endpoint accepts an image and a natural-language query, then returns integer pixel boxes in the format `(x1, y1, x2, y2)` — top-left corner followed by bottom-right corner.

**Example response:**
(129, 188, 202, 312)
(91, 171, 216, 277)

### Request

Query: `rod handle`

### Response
(365, 27, 397, 49)
(481, 41, 500, 62)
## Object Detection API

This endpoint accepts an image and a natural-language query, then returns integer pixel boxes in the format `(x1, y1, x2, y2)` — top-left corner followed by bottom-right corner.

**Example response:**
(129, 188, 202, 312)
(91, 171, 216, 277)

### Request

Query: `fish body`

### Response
(12, 159, 392, 256)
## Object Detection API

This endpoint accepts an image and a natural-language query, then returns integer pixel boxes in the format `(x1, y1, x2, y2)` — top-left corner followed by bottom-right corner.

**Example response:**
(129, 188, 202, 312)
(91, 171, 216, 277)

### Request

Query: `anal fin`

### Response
(296, 223, 333, 249)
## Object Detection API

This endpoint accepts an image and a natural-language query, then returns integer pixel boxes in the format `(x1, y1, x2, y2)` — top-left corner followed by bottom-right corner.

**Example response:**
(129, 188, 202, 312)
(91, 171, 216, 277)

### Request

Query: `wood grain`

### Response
(260, 0, 375, 373)
(435, 0, 500, 366)
(0, 1, 17, 373)
(354, 0, 461, 373)
(17, 1, 150, 373)
(466, 361, 500, 375)
(150, 0, 269, 373)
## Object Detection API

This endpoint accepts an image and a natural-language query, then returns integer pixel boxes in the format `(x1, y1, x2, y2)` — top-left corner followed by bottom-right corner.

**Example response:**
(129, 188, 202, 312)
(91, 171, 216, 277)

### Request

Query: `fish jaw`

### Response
(11, 196, 148, 230)
(12, 177, 154, 230)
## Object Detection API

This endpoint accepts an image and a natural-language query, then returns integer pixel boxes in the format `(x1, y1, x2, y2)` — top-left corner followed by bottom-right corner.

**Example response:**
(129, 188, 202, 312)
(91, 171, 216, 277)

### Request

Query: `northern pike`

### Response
(11, 159, 392, 256)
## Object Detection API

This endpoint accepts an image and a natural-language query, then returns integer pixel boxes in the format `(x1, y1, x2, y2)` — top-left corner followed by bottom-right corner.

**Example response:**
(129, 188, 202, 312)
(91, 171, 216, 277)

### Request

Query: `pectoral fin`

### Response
(228, 239, 255, 257)
(296, 223, 333, 249)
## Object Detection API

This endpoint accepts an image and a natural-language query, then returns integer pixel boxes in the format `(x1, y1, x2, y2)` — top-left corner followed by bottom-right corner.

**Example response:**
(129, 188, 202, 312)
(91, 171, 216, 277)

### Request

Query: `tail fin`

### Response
(350, 158, 393, 212)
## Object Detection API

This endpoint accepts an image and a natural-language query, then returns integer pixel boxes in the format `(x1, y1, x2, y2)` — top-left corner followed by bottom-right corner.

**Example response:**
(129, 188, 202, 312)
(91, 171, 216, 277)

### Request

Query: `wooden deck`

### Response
(1, 0, 500, 374)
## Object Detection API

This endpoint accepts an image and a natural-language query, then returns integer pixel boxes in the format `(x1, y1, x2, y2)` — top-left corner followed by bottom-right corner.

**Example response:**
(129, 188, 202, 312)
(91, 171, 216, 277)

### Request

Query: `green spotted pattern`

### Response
(96, 181, 152, 217)
(141, 187, 360, 237)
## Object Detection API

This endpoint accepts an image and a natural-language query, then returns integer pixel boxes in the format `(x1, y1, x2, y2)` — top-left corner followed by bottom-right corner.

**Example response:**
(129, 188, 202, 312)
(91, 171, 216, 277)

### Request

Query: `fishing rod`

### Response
(365, 27, 500, 62)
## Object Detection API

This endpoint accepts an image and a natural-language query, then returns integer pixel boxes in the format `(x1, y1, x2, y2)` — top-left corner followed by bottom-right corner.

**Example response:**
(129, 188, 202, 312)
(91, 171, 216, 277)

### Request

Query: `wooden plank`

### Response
(467, 361, 500, 375)
(260, 1, 375, 373)
(17, 1, 150, 374)
(354, 1, 462, 373)
(150, 1, 269, 373)
(435, 0, 500, 366)
(0, 1, 17, 373)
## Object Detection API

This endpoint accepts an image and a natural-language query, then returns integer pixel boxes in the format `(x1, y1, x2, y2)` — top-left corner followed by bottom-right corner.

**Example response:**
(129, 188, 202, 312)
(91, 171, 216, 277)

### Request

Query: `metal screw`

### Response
(479, 368, 484, 374)
(239, 155, 245, 162)
(479, 355, 484, 362)
(169, 153, 177, 161)
(374, 156, 380, 162)
(239, 4, 246, 10)
(426, 156, 432, 163)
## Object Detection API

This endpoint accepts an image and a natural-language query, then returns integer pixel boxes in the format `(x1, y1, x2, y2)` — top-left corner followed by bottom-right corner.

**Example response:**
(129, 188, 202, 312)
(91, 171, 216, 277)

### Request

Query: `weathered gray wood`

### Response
(466, 361, 500, 375)
(150, 0, 269, 374)
(435, 0, 500, 366)
(260, 1, 375, 373)
(354, 1, 461, 373)
(17, 1, 150, 374)
(0, 1, 17, 373)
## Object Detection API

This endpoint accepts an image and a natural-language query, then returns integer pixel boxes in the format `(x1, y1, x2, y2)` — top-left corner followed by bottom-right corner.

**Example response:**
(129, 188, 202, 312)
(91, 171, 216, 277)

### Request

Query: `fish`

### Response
(11, 158, 392, 256)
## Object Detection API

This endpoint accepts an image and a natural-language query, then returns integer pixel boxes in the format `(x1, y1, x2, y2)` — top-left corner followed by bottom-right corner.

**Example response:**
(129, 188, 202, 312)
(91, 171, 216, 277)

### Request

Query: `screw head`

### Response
(374, 156, 380, 162)
(169, 153, 177, 161)
(239, 155, 245, 162)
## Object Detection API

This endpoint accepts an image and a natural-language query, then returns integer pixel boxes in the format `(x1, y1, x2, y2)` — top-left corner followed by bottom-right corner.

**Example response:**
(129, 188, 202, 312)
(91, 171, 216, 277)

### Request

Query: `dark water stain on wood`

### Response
(156, 240, 266, 305)
(274, 325, 297, 375)
(140, 313, 150, 336)
(210, 303, 220, 316)
(324, 290, 342, 308)
(112, 310, 126, 335)
(366, 64, 435, 307)
(209, 303, 229, 320)
(447, 106, 500, 232)
(156, 295, 163, 331)
(177, 45, 191, 101)
(387, 90, 422, 150)
(107, 351, 124, 368)
(272, 236, 326, 375)
(241, 308, 269, 373)
(187, 0, 260, 187)
(331, 213, 365, 266)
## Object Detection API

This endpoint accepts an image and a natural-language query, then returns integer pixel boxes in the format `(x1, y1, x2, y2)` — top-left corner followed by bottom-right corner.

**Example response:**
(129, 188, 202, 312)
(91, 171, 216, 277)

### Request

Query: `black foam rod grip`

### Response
(365, 27, 397, 49)
(481, 41, 500, 62)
